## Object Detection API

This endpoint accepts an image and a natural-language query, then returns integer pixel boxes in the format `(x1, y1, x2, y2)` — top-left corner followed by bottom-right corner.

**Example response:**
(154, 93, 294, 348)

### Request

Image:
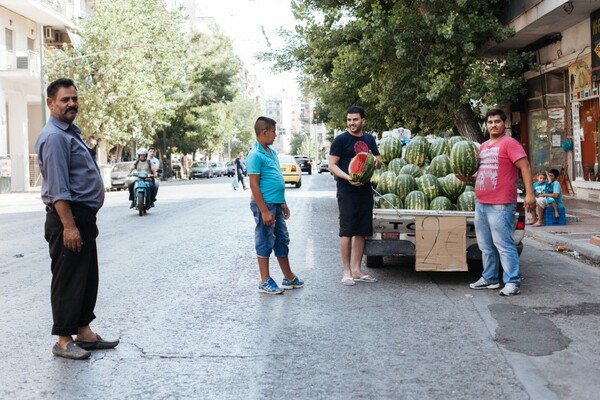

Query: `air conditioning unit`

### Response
(44, 27, 55, 42)
(16, 56, 29, 70)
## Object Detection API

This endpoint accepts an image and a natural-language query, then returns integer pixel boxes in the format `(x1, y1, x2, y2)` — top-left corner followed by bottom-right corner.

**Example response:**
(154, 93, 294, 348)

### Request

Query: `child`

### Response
(527, 171, 547, 224)
(533, 168, 563, 227)
(246, 116, 304, 294)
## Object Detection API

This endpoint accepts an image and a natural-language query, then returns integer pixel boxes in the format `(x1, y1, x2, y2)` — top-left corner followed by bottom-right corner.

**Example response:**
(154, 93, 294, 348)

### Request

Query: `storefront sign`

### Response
(572, 103, 582, 162)
(569, 56, 592, 100)
(592, 8, 600, 81)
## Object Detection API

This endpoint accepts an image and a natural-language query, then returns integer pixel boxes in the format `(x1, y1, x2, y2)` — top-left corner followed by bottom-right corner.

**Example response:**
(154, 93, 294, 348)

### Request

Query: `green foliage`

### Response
(164, 31, 243, 158)
(264, 0, 532, 140)
(44, 0, 186, 148)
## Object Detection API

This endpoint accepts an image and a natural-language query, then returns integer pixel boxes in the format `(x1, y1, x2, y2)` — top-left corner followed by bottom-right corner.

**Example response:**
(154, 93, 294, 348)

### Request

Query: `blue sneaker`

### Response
(281, 275, 304, 290)
(258, 277, 284, 295)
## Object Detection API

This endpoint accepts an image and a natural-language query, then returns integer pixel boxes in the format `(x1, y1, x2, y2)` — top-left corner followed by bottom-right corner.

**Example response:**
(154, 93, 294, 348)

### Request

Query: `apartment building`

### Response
(0, 0, 91, 193)
(485, 0, 600, 202)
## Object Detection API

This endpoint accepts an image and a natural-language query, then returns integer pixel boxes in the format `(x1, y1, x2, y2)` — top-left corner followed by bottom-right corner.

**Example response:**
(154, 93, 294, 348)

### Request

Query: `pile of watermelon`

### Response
(374, 135, 479, 211)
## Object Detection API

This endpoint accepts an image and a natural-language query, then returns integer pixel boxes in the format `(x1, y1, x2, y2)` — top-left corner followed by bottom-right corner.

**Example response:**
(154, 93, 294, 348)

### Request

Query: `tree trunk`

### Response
(454, 104, 484, 143)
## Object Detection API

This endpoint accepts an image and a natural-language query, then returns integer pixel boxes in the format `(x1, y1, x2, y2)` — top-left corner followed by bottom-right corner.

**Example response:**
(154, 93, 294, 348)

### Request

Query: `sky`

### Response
(198, 0, 300, 97)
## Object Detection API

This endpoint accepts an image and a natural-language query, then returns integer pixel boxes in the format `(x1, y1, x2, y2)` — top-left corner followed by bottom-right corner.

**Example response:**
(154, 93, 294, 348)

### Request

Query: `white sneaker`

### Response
(499, 283, 521, 296)
(469, 277, 500, 290)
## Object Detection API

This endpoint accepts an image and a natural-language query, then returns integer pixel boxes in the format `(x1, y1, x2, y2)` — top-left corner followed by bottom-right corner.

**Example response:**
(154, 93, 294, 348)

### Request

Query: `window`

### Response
(27, 37, 35, 51)
(5, 28, 14, 51)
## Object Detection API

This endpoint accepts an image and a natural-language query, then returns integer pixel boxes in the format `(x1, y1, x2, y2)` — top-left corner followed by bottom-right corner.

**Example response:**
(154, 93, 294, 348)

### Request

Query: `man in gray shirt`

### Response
(35, 78, 119, 360)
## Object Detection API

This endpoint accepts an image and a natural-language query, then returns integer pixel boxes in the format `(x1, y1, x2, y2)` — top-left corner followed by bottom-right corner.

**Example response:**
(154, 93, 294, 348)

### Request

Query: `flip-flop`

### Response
(353, 275, 377, 283)
(341, 276, 356, 286)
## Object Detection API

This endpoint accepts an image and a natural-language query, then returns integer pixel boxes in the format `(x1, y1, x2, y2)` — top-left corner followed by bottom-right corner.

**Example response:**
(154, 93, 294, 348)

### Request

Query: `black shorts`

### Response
(337, 193, 374, 237)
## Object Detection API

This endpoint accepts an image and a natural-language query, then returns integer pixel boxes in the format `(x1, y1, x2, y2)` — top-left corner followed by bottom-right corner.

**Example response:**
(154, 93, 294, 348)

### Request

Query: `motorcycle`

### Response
(131, 170, 153, 216)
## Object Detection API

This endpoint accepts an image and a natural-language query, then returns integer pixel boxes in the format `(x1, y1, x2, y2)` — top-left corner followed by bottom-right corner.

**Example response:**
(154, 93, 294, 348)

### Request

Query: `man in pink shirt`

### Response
(460, 109, 535, 296)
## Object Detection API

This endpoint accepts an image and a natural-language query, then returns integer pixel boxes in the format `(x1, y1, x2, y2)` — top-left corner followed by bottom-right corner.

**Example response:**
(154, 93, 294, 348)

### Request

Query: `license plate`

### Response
(382, 232, 400, 240)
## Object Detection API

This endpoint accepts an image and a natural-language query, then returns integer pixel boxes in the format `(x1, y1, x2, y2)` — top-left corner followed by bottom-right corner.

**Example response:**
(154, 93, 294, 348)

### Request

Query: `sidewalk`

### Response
(525, 196, 600, 264)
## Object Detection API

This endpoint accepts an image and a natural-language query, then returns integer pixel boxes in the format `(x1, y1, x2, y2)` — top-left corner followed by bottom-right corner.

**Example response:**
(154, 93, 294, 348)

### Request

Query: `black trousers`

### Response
(44, 205, 99, 336)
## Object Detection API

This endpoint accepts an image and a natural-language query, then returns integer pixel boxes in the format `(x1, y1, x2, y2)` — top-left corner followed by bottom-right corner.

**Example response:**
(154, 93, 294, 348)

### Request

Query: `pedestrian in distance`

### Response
(35, 78, 119, 360)
(235, 152, 247, 190)
(532, 168, 563, 227)
(527, 171, 548, 224)
(457, 108, 535, 296)
(247, 116, 304, 294)
(328, 106, 382, 286)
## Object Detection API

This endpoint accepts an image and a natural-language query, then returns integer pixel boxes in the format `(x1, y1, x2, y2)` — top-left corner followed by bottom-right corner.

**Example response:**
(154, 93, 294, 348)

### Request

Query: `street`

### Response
(1, 173, 599, 400)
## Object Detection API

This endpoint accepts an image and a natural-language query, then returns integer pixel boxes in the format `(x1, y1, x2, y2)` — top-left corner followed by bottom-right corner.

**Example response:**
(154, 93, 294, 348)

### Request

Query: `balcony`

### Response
(0, 0, 75, 28)
(0, 50, 40, 78)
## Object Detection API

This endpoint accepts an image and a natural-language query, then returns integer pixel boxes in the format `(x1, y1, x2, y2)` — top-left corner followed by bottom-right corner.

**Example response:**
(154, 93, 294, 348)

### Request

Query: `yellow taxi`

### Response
(278, 155, 302, 188)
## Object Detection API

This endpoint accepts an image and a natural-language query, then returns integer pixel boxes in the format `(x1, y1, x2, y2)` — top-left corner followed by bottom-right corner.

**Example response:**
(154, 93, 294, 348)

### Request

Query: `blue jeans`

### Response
(475, 203, 520, 285)
(250, 201, 290, 258)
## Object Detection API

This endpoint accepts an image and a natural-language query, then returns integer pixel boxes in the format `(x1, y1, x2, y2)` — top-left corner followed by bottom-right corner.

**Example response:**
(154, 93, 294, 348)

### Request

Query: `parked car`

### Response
(227, 160, 247, 177)
(318, 160, 330, 174)
(279, 155, 302, 188)
(293, 156, 312, 174)
(212, 162, 227, 177)
(110, 161, 135, 190)
(188, 161, 213, 179)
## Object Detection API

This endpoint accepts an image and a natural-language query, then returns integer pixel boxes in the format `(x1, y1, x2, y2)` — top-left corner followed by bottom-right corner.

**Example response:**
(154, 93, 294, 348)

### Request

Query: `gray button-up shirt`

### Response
(35, 116, 105, 210)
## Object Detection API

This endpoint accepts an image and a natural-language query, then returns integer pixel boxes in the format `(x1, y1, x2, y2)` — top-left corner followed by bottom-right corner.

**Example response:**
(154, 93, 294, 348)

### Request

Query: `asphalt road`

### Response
(0, 173, 599, 399)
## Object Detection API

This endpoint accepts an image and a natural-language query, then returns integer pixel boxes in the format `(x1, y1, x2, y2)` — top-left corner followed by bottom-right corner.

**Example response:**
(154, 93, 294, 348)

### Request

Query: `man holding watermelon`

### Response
(329, 106, 382, 286)
(458, 109, 535, 296)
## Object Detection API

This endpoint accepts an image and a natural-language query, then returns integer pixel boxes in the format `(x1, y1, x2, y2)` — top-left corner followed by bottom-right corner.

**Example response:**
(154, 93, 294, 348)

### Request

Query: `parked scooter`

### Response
(131, 170, 153, 216)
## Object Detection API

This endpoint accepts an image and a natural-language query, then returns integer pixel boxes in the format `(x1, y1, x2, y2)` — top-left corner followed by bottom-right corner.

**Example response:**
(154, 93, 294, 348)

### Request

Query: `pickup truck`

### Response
(364, 203, 526, 272)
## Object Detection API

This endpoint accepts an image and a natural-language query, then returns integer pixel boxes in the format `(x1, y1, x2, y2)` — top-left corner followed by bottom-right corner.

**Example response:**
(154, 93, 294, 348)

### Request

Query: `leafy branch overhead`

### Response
(263, 0, 533, 142)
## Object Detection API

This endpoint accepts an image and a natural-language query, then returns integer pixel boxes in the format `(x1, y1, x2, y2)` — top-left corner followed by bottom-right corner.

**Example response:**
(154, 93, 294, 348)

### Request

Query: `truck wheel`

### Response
(366, 256, 383, 268)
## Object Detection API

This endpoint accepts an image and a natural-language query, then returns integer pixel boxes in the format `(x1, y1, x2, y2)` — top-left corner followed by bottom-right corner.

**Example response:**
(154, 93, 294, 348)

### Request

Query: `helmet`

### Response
(137, 147, 148, 156)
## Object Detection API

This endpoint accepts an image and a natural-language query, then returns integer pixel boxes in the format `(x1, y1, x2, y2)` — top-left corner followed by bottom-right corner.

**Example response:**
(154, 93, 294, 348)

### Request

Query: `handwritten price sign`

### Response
(415, 216, 467, 271)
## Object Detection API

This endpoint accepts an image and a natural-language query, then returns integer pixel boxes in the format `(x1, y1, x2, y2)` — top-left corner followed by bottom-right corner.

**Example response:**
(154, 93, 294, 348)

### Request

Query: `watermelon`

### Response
(387, 158, 407, 175)
(420, 163, 431, 175)
(393, 173, 417, 200)
(400, 163, 422, 178)
(457, 191, 477, 211)
(349, 152, 376, 183)
(404, 190, 429, 210)
(380, 193, 402, 209)
(371, 169, 382, 187)
(379, 137, 402, 163)
(374, 195, 382, 208)
(429, 196, 453, 211)
(441, 173, 467, 202)
(464, 185, 474, 192)
(428, 138, 451, 160)
(449, 136, 467, 147)
(377, 171, 397, 195)
(404, 139, 428, 166)
(415, 173, 441, 202)
(450, 140, 479, 177)
(429, 154, 453, 178)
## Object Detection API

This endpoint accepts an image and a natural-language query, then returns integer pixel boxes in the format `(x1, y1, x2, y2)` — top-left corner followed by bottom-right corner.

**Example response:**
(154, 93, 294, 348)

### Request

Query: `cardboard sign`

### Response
(415, 216, 467, 271)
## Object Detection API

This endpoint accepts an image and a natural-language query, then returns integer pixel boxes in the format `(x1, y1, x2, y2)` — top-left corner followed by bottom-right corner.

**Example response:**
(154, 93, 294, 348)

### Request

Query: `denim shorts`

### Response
(250, 201, 290, 258)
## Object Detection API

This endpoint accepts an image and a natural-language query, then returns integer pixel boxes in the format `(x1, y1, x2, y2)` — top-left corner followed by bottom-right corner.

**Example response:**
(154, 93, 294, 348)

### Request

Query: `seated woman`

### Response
(533, 168, 563, 226)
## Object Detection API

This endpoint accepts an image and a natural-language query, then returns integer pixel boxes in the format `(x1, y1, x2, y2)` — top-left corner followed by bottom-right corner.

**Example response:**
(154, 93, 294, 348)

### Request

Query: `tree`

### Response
(264, 0, 532, 142)
(44, 0, 187, 156)
(164, 31, 242, 158)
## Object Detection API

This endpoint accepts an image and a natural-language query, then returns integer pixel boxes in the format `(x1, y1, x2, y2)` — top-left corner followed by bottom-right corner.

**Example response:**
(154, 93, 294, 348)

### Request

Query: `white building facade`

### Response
(0, 0, 90, 193)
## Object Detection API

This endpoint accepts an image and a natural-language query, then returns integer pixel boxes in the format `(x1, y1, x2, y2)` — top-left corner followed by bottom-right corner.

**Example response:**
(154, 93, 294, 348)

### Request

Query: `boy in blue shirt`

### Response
(528, 171, 547, 224)
(246, 116, 304, 294)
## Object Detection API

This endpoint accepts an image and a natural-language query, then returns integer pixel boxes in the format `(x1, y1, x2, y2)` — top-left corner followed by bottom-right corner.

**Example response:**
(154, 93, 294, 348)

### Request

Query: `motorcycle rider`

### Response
(128, 148, 157, 208)
(148, 147, 160, 199)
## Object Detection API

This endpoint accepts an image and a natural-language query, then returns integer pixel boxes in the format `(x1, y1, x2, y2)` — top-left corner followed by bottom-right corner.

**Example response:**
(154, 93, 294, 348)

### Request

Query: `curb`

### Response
(526, 230, 600, 264)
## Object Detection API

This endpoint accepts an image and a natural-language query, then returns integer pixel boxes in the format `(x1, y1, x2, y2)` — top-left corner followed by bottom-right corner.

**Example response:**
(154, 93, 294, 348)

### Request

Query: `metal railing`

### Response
(0, 50, 40, 76)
